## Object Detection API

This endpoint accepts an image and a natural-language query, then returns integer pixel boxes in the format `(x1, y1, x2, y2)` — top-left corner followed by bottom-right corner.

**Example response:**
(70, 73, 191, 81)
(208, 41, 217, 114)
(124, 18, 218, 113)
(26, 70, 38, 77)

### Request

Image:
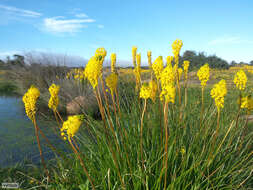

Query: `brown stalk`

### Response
(69, 137, 95, 190)
(36, 124, 67, 162)
(32, 118, 50, 180)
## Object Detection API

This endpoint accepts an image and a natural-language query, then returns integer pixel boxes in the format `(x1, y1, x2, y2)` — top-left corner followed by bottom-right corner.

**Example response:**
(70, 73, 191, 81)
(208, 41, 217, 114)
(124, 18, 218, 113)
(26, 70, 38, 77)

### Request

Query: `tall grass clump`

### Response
(20, 40, 253, 189)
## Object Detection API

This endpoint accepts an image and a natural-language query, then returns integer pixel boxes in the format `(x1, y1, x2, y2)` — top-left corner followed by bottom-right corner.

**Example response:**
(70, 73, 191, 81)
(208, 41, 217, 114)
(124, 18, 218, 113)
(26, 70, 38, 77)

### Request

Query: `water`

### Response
(0, 96, 64, 167)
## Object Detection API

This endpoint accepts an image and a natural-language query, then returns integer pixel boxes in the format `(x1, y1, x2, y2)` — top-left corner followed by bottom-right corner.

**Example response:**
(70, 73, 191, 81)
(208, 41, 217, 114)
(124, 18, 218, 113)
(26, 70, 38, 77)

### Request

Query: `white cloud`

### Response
(0, 4, 41, 17)
(97, 24, 104, 29)
(75, 13, 88, 18)
(43, 17, 95, 34)
(0, 51, 22, 59)
(208, 36, 253, 45)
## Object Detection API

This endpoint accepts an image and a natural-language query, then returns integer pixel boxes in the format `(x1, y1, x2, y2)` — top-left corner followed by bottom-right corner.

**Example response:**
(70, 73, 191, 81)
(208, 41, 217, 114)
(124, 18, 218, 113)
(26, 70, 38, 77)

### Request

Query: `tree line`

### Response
(1, 52, 253, 70)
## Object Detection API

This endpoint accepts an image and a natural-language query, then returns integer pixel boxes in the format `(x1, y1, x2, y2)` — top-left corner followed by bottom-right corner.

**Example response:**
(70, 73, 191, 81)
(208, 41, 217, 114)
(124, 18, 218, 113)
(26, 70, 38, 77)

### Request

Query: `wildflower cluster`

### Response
(106, 73, 118, 94)
(132, 46, 137, 67)
(149, 80, 157, 102)
(160, 84, 176, 103)
(178, 68, 183, 80)
(66, 68, 85, 80)
(183, 60, 190, 80)
(210, 79, 227, 111)
(234, 70, 247, 91)
(48, 84, 60, 111)
(160, 64, 175, 88)
(140, 83, 152, 99)
(133, 53, 141, 87)
(61, 115, 83, 139)
(22, 86, 40, 120)
(197, 63, 210, 87)
(241, 96, 253, 111)
(111, 53, 116, 73)
(147, 51, 152, 68)
(95, 47, 107, 62)
(166, 56, 173, 66)
(84, 48, 106, 89)
(152, 56, 164, 80)
(172, 39, 183, 64)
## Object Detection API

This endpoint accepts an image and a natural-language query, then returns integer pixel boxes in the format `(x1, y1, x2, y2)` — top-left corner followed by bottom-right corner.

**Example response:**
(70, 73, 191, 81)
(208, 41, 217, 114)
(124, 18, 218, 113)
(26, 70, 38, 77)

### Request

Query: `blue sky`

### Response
(1, 0, 253, 65)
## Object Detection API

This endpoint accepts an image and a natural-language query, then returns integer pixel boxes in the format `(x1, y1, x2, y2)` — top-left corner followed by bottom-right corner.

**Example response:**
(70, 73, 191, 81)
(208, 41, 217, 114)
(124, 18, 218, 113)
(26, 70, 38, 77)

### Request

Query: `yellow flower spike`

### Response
(172, 39, 183, 64)
(61, 115, 82, 139)
(210, 79, 227, 111)
(149, 80, 157, 102)
(84, 55, 103, 89)
(132, 46, 137, 67)
(22, 85, 40, 120)
(111, 53, 116, 73)
(197, 63, 210, 87)
(147, 51, 152, 68)
(234, 70, 247, 91)
(160, 83, 176, 104)
(166, 56, 173, 66)
(183, 60, 190, 80)
(95, 47, 107, 59)
(106, 73, 118, 94)
(140, 83, 152, 99)
(241, 96, 253, 111)
(133, 53, 142, 89)
(178, 68, 183, 80)
(48, 83, 60, 111)
(180, 147, 186, 155)
(152, 56, 164, 80)
(160, 65, 175, 88)
(136, 53, 141, 67)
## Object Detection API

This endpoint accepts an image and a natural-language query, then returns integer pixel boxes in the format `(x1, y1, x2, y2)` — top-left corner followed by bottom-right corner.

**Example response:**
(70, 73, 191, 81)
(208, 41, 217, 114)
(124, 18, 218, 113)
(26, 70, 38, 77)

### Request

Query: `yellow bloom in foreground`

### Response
(140, 83, 151, 99)
(152, 56, 164, 80)
(183, 60, 190, 79)
(61, 115, 82, 138)
(149, 80, 157, 102)
(197, 63, 210, 87)
(241, 96, 253, 111)
(160, 83, 176, 103)
(160, 64, 175, 88)
(106, 73, 118, 94)
(84, 55, 103, 89)
(22, 86, 40, 120)
(48, 83, 60, 111)
(210, 79, 227, 111)
(111, 53, 116, 73)
(234, 70, 247, 91)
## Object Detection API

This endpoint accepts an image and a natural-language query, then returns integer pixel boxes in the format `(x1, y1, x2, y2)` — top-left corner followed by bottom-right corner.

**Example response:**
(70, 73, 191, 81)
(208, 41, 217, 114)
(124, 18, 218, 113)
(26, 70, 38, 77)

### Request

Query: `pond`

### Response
(0, 96, 65, 167)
